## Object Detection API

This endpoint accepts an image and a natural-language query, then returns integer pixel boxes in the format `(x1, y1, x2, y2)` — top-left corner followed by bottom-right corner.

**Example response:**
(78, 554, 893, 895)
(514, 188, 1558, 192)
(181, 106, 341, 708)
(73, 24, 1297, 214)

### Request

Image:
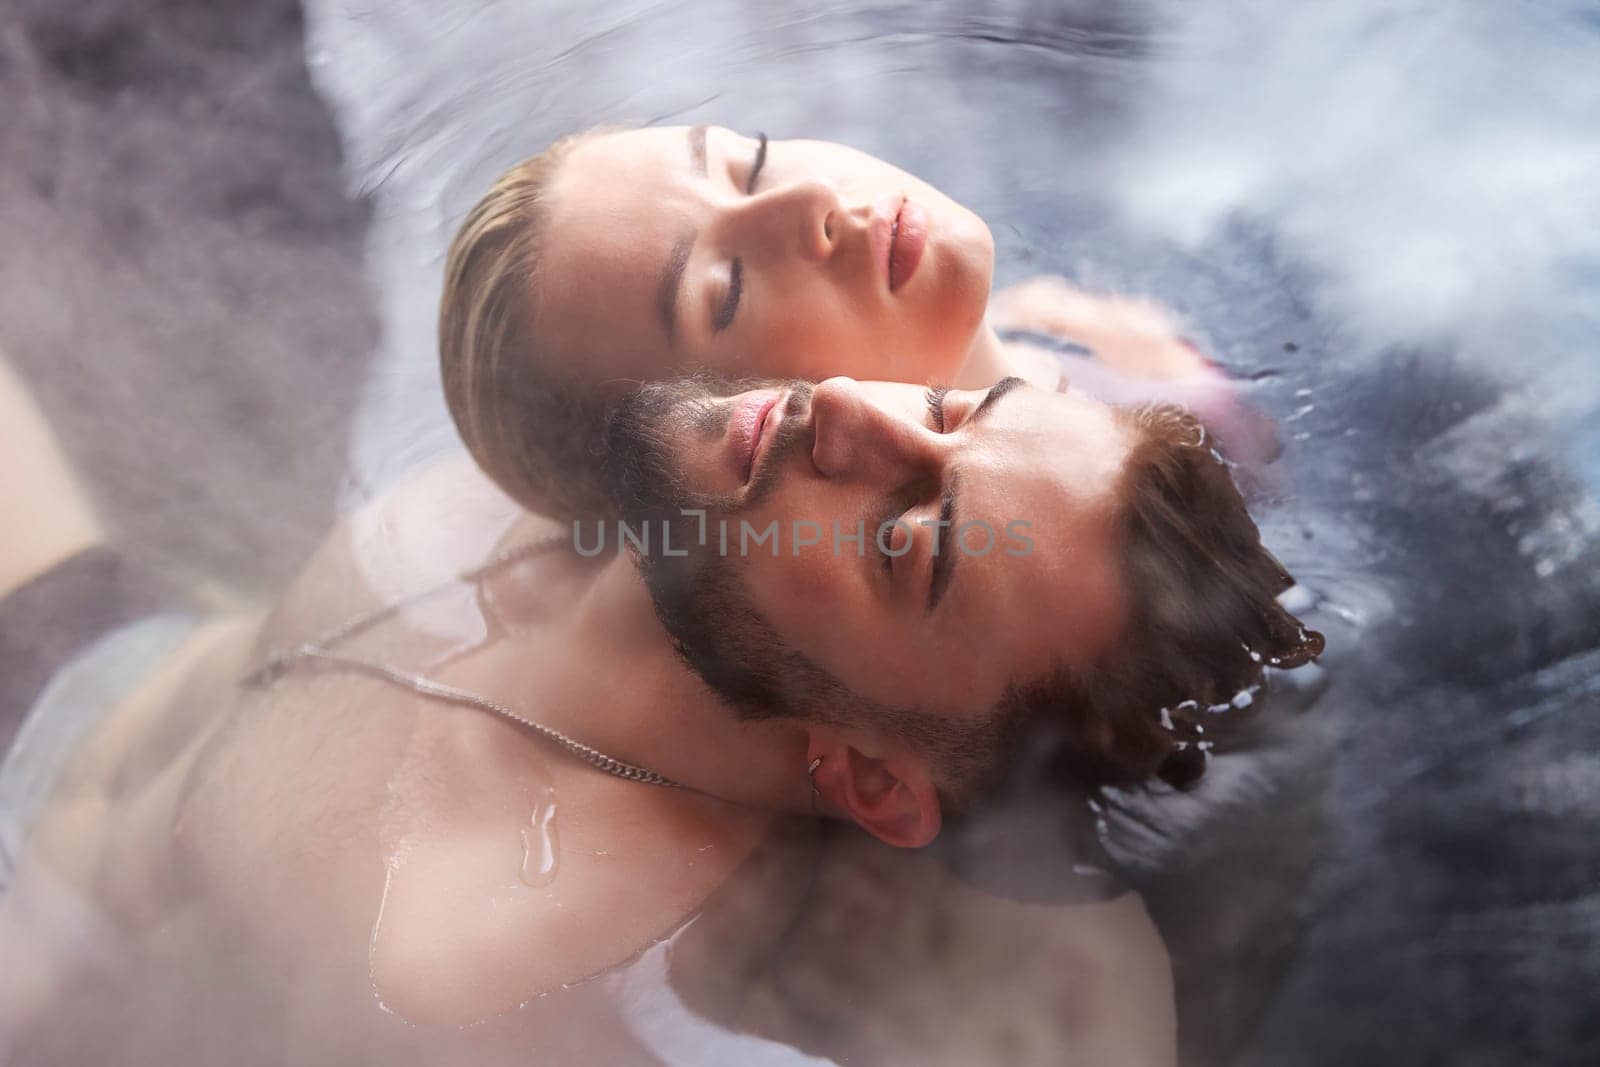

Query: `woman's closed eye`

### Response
(713, 259, 743, 333)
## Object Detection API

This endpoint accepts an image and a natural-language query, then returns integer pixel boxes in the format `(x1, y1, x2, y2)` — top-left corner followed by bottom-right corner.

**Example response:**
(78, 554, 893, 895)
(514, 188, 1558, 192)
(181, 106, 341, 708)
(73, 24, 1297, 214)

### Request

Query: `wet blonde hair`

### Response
(439, 130, 617, 519)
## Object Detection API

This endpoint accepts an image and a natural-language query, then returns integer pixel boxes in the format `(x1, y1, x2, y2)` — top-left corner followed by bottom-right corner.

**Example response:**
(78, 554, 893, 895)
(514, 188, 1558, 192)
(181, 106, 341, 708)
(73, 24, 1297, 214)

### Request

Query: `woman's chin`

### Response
(954, 203, 997, 276)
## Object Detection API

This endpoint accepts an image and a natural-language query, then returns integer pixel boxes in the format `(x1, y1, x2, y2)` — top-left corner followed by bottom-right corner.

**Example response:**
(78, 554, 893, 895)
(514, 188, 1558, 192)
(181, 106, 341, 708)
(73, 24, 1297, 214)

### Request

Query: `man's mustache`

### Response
(746, 382, 816, 505)
(604, 376, 815, 517)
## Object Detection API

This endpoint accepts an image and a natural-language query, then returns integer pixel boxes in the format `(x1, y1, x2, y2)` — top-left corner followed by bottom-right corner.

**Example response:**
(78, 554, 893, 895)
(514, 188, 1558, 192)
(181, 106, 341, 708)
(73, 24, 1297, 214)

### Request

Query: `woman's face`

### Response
(535, 126, 995, 388)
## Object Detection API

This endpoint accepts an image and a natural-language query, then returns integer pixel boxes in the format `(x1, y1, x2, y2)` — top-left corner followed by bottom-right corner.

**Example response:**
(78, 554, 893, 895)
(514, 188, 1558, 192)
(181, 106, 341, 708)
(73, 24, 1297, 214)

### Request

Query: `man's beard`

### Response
(600, 374, 1014, 801)
(600, 375, 843, 719)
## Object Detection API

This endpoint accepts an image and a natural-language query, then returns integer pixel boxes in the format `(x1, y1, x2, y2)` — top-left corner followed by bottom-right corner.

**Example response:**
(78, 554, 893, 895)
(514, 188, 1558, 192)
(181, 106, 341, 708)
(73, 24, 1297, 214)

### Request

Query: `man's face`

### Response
(537, 126, 995, 388)
(606, 374, 1136, 731)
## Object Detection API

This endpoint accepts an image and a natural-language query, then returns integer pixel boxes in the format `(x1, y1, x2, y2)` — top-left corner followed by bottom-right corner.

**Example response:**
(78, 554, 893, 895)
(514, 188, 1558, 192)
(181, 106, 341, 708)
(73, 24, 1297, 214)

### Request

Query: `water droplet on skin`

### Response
(518, 783, 559, 888)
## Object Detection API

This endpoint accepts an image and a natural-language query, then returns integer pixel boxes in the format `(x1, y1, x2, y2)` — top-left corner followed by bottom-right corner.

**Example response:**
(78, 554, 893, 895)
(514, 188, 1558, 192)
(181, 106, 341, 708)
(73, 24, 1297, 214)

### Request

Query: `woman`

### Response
(440, 123, 1275, 519)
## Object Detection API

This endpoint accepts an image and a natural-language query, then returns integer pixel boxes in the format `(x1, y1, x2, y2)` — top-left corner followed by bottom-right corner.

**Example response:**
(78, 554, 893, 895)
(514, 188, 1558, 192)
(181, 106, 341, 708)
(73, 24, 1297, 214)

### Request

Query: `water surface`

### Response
(303, 2, 1600, 1062)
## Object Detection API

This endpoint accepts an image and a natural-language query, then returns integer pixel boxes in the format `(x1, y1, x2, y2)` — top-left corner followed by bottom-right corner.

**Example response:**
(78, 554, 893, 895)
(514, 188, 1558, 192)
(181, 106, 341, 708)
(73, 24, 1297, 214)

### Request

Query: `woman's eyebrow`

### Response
(657, 234, 694, 345)
(656, 126, 714, 344)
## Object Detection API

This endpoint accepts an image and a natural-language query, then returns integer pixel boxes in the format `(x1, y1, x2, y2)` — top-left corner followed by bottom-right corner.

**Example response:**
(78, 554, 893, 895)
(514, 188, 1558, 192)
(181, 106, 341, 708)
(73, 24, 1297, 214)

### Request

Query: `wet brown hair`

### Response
(996, 403, 1325, 796)
(438, 130, 618, 520)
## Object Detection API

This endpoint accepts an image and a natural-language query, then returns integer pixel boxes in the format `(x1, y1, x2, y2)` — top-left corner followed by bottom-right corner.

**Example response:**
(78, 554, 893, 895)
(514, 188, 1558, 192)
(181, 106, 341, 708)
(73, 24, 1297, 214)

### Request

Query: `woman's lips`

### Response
(889, 200, 927, 293)
(871, 194, 928, 294)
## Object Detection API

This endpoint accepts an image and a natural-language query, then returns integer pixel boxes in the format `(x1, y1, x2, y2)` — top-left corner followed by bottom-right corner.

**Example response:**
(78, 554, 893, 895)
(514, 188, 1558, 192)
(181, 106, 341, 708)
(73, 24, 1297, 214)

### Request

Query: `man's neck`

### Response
(498, 525, 816, 815)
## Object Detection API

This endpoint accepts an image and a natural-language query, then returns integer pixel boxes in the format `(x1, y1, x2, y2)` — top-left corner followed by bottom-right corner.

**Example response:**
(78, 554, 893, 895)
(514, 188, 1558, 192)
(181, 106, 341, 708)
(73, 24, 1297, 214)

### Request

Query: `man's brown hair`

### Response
(999, 403, 1324, 796)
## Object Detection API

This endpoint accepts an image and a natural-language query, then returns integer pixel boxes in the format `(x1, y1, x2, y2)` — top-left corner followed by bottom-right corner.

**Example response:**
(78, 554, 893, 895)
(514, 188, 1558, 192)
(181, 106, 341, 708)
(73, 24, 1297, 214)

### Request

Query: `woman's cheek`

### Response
(780, 289, 877, 381)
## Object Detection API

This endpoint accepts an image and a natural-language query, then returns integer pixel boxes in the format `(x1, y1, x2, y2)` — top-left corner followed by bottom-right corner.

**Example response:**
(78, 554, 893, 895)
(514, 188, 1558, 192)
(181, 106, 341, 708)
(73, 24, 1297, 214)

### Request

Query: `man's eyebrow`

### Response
(688, 124, 708, 178)
(656, 234, 694, 345)
(928, 469, 960, 613)
(925, 378, 1023, 612)
(969, 375, 1025, 426)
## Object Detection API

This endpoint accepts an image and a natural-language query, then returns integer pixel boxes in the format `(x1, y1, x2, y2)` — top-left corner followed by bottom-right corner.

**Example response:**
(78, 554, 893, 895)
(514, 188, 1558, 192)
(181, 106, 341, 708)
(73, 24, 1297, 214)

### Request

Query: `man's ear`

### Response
(807, 733, 942, 848)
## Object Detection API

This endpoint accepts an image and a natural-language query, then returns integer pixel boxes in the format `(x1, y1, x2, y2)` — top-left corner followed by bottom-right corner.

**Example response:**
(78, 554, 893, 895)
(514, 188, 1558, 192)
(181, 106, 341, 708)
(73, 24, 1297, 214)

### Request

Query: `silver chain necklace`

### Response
(242, 536, 685, 790)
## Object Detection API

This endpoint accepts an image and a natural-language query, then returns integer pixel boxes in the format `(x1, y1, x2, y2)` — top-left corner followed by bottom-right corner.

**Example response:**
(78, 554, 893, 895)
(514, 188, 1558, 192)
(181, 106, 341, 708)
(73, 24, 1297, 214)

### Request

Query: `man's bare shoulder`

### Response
(365, 759, 785, 1030)
(342, 453, 541, 580)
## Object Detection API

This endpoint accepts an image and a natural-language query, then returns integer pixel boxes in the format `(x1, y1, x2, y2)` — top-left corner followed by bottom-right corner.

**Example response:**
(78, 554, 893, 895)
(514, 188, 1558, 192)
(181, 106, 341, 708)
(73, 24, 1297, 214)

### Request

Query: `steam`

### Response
(1103, 0, 1600, 369)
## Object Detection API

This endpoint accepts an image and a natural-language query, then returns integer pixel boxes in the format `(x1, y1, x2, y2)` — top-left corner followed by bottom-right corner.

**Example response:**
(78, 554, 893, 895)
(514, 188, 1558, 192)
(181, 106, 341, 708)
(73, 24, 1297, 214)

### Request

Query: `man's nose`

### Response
(810, 377, 944, 484)
(723, 178, 842, 262)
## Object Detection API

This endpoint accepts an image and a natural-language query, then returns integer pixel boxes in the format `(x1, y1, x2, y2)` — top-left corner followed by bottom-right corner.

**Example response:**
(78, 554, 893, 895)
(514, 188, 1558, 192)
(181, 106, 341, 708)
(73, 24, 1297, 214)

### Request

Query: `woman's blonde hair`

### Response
(438, 130, 616, 519)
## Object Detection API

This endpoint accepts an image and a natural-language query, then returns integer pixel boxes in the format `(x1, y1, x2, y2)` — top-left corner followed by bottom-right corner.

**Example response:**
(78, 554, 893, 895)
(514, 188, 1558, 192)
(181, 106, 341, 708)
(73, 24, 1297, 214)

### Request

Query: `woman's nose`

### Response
(725, 178, 841, 261)
(810, 377, 943, 483)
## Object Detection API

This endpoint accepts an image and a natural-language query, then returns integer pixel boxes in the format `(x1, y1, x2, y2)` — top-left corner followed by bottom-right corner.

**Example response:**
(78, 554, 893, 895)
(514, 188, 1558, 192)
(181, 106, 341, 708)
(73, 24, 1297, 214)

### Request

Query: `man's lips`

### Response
(748, 394, 780, 482)
(728, 389, 782, 484)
